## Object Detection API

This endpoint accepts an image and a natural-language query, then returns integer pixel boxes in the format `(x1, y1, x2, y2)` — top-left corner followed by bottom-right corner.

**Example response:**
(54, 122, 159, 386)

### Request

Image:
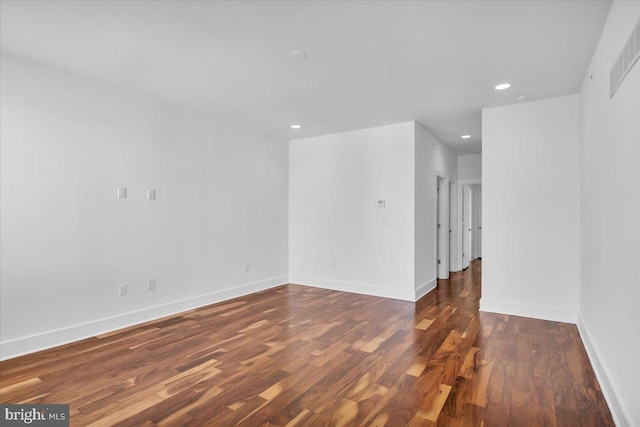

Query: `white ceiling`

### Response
(0, 0, 612, 154)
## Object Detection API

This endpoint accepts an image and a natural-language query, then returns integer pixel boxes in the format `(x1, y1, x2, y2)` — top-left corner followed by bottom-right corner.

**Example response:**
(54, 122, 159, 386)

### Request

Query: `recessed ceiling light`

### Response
(461, 135, 471, 139)
(495, 83, 511, 90)
(290, 51, 307, 60)
(290, 124, 302, 129)
(517, 94, 529, 102)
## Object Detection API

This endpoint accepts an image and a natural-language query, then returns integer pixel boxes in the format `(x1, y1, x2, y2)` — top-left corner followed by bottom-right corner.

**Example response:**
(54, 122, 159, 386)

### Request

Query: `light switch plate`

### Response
(117, 187, 127, 199)
(147, 189, 156, 201)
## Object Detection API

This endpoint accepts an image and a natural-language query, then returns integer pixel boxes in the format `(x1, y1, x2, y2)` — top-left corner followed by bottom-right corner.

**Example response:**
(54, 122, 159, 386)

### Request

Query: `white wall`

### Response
(415, 123, 458, 294)
(481, 94, 581, 323)
(0, 54, 289, 360)
(578, 2, 640, 425)
(289, 122, 416, 300)
(457, 153, 482, 181)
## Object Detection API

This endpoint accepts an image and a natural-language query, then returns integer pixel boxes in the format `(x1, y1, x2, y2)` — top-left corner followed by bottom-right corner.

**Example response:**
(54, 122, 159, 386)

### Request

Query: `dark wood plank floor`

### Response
(0, 260, 614, 426)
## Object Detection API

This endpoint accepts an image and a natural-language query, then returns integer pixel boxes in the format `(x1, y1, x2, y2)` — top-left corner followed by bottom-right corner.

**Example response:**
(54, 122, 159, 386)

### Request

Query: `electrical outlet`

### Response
(119, 283, 127, 296)
(117, 187, 127, 199)
(244, 263, 250, 272)
(147, 279, 155, 290)
(147, 189, 156, 201)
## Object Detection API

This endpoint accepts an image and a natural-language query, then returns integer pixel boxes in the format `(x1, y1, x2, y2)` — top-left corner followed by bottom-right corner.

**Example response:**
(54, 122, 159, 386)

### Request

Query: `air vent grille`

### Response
(610, 18, 640, 98)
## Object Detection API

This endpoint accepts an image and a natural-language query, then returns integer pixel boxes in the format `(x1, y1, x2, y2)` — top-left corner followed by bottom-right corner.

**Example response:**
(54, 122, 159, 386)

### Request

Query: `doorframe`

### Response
(475, 187, 482, 259)
(457, 179, 481, 271)
(471, 186, 482, 260)
(449, 180, 458, 273)
(434, 172, 450, 280)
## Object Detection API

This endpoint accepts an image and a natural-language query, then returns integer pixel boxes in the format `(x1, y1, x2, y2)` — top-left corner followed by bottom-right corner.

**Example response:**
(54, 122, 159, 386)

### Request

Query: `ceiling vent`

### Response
(610, 18, 640, 98)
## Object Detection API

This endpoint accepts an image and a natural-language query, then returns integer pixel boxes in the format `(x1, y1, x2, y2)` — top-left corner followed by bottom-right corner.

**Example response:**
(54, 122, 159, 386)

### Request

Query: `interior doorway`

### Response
(449, 181, 457, 272)
(474, 187, 482, 259)
(436, 175, 449, 279)
(462, 184, 472, 269)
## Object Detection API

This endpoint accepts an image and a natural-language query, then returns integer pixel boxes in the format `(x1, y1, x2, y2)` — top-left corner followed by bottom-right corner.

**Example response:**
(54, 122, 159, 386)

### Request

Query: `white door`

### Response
(462, 185, 472, 269)
(437, 178, 448, 279)
(436, 179, 441, 277)
(449, 181, 456, 271)
(477, 189, 482, 259)
(470, 189, 476, 260)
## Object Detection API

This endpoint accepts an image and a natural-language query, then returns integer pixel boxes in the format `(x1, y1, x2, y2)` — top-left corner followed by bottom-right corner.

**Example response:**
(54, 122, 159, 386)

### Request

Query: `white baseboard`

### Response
(479, 298, 577, 324)
(415, 278, 436, 301)
(0, 275, 288, 361)
(577, 313, 631, 427)
(289, 275, 415, 301)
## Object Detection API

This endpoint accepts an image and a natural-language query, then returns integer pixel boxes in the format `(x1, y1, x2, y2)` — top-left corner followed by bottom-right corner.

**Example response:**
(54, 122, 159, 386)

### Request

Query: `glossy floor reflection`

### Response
(0, 260, 613, 426)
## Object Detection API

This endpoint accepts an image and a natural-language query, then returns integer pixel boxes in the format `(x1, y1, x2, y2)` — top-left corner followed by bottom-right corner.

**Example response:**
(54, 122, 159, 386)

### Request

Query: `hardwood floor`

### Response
(0, 260, 614, 426)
